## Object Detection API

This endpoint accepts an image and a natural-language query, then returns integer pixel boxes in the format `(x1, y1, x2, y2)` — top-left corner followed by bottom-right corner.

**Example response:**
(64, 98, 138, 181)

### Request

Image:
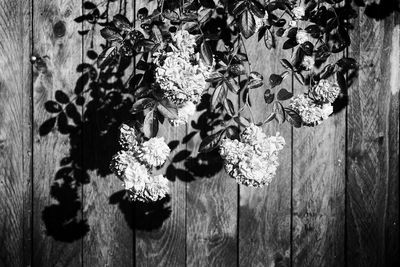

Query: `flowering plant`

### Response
(40, 0, 358, 202)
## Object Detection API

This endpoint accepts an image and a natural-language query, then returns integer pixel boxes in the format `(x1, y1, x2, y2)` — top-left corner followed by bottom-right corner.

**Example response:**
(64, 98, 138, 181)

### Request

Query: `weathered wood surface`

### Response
(347, 6, 400, 267)
(81, 0, 135, 266)
(32, 0, 83, 266)
(0, 1, 32, 266)
(239, 37, 291, 266)
(0, 1, 399, 267)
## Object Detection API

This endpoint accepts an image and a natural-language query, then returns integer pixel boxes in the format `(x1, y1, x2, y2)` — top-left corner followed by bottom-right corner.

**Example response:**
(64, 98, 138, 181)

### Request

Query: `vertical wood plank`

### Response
(32, 0, 83, 266)
(134, 1, 186, 266)
(292, 27, 346, 267)
(238, 38, 292, 266)
(82, 0, 134, 266)
(347, 7, 399, 266)
(185, 98, 238, 264)
(0, 0, 32, 266)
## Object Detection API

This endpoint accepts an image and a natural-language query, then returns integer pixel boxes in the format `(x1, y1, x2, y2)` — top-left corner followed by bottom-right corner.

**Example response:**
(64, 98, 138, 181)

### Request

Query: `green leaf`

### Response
(225, 126, 240, 139)
(248, 71, 264, 89)
(232, 1, 247, 16)
(157, 103, 179, 119)
(272, 101, 285, 124)
(224, 99, 235, 116)
(239, 9, 256, 39)
(280, 59, 293, 70)
(277, 88, 293, 101)
(264, 89, 274, 104)
(100, 27, 123, 42)
(211, 83, 226, 109)
(249, 0, 265, 18)
(248, 79, 263, 89)
(336, 57, 357, 70)
(206, 72, 224, 83)
(283, 38, 297, 50)
(234, 116, 250, 127)
(200, 41, 213, 66)
(113, 14, 131, 31)
(224, 78, 240, 93)
(198, 8, 213, 25)
(135, 39, 156, 52)
(285, 108, 302, 128)
(199, 130, 223, 153)
(269, 74, 283, 88)
(320, 64, 335, 79)
(200, 0, 216, 8)
(300, 41, 314, 56)
(263, 113, 276, 124)
(294, 72, 305, 85)
(264, 28, 275, 49)
(97, 46, 116, 69)
(228, 63, 246, 76)
(143, 110, 158, 138)
(130, 98, 155, 113)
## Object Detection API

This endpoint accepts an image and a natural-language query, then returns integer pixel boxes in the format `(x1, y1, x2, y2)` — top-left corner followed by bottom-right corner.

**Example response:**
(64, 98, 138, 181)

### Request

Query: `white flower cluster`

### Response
(110, 124, 170, 202)
(310, 79, 340, 103)
(154, 30, 212, 126)
(296, 29, 309, 44)
(292, 6, 305, 20)
(302, 56, 315, 70)
(289, 79, 340, 126)
(219, 124, 285, 187)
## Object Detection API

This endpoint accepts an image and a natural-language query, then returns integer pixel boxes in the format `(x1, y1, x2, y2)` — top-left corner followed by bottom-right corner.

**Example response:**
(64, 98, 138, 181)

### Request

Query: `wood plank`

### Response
(347, 7, 400, 266)
(292, 28, 346, 267)
(185, 95, 238, 265)
(238, 37, 292, 266)
(82, 1, 134, 266)
(32, 0, 83, 266)
(134, 1, 186, 266)
(0, 0, 32, 266)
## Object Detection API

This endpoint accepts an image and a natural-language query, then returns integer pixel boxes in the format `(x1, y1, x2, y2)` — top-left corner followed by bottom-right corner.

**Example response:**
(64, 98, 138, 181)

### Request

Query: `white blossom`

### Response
(141, 174, 170, 202)
(302, 56, 315, 70)
(219, 124, 285, 187)
(111, 127, 172, 202)
(138, 137, 171, 167)
(123, 161, 149, 191)
(119, 124, 138, 151)
(172, 30, 196, 58)
(289, 94, 333, 126)
(155, 52, 209, 105)
(292, 6, 305, 20)
(311, 79, 340, 103)
(296, 29, 309, 44)
(169, 101, 197, 126)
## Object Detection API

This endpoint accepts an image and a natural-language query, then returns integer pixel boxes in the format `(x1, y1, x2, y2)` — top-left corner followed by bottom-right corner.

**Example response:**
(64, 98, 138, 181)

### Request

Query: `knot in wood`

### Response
(53, 21, 66, 37)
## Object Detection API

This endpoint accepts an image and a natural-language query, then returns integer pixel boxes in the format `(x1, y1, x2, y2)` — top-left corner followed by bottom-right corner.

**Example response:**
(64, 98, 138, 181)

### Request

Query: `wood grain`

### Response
(133, 2, 186, 266)
(32, 0, 83, 265)
(347, 7, 400, 267)
(238, 36, 292, 267)
(186, 100, 237, 265)
(0, 0, 32, 266)
(292, 31, 346, 267)
(82, 1, 134, 266)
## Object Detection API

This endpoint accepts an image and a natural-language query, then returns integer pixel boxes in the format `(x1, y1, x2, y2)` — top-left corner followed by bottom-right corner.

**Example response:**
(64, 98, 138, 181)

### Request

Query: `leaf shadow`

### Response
(38, 1, 171, 243)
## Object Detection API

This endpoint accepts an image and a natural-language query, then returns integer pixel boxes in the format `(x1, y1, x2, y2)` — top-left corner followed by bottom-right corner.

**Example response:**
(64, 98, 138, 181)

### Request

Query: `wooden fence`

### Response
(0, 0, 399, 266)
